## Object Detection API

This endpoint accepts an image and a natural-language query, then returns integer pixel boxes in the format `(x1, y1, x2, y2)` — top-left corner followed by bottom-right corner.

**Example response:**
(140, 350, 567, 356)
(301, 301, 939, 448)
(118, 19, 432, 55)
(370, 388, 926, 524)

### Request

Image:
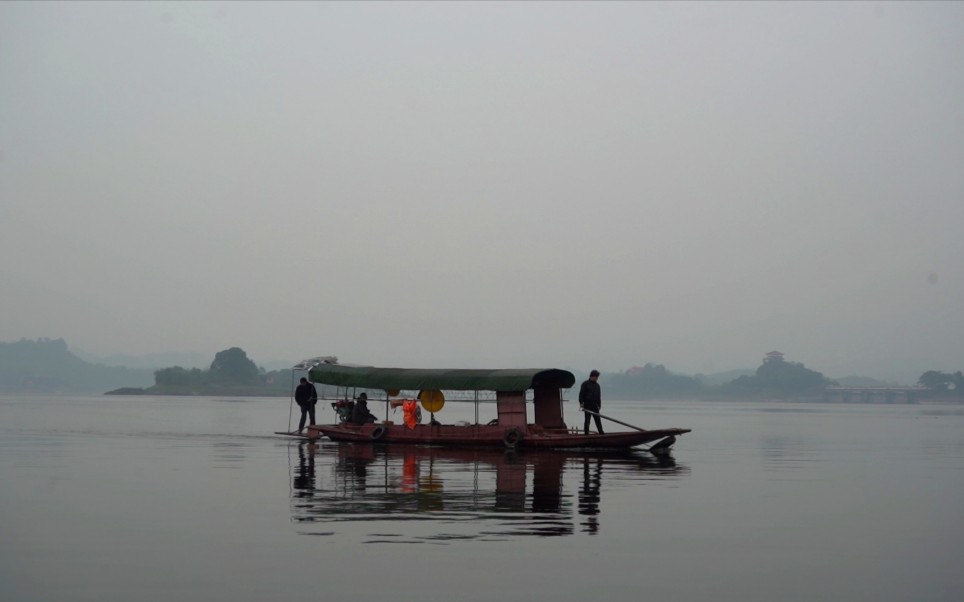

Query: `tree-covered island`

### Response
(106, 347, 295, 396)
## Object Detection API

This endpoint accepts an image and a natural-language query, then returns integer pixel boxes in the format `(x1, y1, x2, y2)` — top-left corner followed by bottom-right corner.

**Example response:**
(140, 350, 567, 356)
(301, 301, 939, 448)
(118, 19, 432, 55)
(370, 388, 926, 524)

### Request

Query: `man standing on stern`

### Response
(579, 369, 604, 435)
(295, 377, 318, 434)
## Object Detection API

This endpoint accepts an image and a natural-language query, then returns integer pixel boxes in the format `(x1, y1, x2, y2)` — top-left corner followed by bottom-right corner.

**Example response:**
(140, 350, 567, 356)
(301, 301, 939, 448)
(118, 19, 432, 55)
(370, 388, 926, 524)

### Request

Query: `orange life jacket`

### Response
(402, 399, 419, 430)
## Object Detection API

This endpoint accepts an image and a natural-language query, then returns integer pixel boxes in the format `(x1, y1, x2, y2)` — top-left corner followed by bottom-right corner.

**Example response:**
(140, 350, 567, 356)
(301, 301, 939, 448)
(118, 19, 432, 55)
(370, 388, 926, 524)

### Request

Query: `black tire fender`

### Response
(503, 427, 523, 449)
(370, 425, 387, 441)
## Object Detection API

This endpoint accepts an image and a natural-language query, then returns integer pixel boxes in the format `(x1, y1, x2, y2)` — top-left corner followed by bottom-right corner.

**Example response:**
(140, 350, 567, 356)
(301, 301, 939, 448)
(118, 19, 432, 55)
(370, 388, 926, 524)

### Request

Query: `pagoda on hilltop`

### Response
(763, 350, 785, 363)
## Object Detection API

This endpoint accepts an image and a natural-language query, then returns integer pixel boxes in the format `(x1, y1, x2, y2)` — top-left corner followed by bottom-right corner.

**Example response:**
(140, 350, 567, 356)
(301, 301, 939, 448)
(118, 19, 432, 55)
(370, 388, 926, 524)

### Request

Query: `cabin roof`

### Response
(307, 363, 575, 392)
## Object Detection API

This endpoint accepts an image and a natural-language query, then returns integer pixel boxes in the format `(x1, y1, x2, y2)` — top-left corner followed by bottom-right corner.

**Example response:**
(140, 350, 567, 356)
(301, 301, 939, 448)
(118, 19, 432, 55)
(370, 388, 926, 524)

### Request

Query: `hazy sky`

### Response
(2, 1, 962, 382)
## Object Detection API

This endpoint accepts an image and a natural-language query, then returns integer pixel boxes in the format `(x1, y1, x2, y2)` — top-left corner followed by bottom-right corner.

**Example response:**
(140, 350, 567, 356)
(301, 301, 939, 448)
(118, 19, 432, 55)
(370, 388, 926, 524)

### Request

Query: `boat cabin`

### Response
(304, 361, 576, 431)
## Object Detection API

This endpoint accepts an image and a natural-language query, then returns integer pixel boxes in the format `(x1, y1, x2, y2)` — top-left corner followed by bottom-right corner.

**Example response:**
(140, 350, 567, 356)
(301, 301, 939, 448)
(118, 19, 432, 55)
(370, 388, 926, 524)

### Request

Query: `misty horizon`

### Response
(25, 337, 931, 385)
(3, 3, 962, 388)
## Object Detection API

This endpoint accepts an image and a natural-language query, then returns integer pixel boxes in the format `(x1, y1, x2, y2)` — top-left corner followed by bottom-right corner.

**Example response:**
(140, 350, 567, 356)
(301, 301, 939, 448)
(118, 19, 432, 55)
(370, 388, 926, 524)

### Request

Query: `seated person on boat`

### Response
(351, 393, 377, 425)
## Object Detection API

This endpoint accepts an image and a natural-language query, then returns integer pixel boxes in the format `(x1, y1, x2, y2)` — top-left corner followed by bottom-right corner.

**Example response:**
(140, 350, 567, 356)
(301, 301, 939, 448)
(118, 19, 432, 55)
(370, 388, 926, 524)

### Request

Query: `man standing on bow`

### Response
(295, 377, 318, 434)
(579, 369, 604, 435)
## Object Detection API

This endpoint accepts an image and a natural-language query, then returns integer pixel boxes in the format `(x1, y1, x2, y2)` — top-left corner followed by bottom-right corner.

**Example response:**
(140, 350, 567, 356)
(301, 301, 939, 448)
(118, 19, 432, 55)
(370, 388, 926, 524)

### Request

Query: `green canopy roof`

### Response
(307, 363, 575, 392)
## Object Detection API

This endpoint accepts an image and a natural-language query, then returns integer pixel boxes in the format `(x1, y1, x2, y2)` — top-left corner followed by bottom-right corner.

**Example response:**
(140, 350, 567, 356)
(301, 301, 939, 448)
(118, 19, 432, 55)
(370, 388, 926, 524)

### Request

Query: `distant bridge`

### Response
(822, 387, 925, 404)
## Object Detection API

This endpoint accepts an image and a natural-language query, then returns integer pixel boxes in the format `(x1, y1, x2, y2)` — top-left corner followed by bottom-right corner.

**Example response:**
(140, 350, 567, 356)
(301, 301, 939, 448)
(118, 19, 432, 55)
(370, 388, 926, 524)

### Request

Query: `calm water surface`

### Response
(1, 395, 963, 601)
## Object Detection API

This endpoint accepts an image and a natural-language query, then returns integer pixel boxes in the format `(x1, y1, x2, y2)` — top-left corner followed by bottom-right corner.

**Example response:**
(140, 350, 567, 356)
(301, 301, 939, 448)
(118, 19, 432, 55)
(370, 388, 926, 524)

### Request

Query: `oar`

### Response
(582, 409, 662, 452)
(582, 408, 647, 432)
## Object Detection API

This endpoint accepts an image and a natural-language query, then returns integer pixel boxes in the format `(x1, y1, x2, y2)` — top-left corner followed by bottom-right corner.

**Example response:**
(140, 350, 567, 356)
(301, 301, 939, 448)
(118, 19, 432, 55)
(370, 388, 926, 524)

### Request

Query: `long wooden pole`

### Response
(582, 409, 647, 432)
(288, 370, 295, 431)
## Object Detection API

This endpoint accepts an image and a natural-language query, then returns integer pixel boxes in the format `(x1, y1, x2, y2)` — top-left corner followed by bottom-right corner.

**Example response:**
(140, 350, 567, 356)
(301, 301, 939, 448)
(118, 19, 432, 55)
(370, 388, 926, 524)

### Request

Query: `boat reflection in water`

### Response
(290, 442, 689, 541)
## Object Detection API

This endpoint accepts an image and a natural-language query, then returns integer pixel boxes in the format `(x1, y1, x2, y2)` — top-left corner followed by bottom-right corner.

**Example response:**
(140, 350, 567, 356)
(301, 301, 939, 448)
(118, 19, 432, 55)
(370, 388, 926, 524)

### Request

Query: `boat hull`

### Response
(306, 423, 690, 450)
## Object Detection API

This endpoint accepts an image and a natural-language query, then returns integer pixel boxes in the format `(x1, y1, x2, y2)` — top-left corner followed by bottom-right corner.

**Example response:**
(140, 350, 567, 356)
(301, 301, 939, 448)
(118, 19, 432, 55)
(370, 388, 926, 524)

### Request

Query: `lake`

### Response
(1, 395, 963, 601)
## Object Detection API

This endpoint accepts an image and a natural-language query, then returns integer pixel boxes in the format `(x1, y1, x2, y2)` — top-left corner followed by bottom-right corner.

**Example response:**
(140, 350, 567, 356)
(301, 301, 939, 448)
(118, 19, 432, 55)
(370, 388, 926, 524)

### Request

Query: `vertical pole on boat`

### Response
(288, 369, 295, 432)
(474, 390, 479, 425)
(384, 391, 389, 422)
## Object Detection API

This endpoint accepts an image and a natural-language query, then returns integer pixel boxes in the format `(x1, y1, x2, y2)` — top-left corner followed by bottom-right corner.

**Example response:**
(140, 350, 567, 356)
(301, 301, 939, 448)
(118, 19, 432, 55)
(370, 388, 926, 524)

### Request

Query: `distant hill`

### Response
(71, 349, 210, 370)
(0, 338, 155, 394)
(120, 346, 294, 396)
(720, 355, 835, 398)
(594, 364, 705, 400)
(832, 375, 895, 387)
(70, 348, 296, 373)
(694, 368, 755, 387)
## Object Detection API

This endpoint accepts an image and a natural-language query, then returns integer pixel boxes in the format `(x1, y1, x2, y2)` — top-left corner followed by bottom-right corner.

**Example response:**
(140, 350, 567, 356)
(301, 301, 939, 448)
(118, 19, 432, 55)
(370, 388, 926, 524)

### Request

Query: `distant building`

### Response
(764, 351, 785, 363)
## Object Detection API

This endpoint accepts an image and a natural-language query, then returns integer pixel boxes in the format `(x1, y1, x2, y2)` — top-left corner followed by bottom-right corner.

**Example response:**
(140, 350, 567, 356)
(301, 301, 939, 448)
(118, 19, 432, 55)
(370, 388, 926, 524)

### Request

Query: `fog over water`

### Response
(2, 2, 963, 382)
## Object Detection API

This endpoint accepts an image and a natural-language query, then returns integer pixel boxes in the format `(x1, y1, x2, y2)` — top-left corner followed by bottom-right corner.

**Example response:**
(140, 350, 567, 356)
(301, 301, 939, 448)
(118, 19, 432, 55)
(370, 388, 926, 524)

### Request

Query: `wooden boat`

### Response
(298, 359, 691, 451)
